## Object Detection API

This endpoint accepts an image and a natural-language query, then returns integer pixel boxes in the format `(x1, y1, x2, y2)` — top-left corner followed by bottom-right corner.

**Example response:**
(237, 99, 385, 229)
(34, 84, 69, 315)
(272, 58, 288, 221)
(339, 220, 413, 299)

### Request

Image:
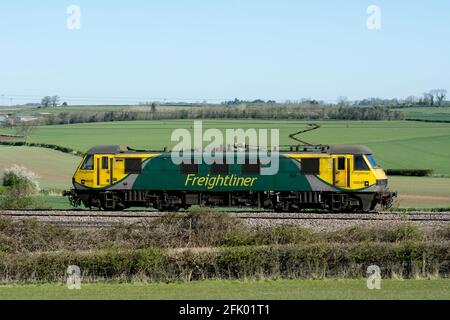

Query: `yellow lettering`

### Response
(185, 174, 195, 186)
(185, 174, 258, 188)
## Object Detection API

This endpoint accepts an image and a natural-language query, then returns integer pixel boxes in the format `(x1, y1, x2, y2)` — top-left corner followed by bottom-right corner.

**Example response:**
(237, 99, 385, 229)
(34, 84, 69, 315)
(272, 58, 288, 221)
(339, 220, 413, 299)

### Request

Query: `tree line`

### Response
(34, 88, 447, 109)
(35, 105, 403, 125)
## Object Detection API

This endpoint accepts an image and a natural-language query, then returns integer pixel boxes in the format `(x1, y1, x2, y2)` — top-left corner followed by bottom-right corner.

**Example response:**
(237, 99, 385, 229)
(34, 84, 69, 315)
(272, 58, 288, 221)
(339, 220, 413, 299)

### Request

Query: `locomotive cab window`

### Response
(81, 155, 94, 170)
(125, 158, 142, 174)
(301, 158, 320, 175)
(354, 155, 369, 171)
(365, 154, 379, 168)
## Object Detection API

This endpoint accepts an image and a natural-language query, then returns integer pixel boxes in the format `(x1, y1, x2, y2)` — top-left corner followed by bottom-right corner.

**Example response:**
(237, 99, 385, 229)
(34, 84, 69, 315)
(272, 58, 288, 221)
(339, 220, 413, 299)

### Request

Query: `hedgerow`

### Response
(386, 169, 433, 176)
(0, 211, 448, 283)
(0, 242, 448, 283)
(0, 141, 83, 157)
(1, 213, 449, 253)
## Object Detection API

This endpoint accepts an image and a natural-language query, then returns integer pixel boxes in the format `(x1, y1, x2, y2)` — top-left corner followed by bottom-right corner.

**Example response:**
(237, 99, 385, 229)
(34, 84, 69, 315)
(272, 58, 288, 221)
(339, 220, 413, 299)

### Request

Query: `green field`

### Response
(396, 107, 450, 122)
(0, 279, 448, 300)
(390, 176, 450, 208)
(1, 120, 450, 175)
(0, 146, 80, 190)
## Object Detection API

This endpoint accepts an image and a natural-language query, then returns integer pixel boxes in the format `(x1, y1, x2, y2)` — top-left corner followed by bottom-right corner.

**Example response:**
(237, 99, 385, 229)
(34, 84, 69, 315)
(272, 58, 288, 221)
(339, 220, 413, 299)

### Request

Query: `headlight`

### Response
(376, 179, 388, 186)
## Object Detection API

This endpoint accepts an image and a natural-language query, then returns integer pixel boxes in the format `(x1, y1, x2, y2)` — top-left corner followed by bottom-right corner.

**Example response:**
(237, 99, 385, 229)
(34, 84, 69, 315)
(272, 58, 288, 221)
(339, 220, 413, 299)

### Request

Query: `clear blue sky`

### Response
(0, 0, 449, 104)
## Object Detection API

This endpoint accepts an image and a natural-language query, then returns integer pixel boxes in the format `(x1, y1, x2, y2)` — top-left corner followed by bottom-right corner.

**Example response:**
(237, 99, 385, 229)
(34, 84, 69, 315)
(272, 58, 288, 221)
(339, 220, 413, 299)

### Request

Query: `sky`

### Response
(0, 0, 449, 105)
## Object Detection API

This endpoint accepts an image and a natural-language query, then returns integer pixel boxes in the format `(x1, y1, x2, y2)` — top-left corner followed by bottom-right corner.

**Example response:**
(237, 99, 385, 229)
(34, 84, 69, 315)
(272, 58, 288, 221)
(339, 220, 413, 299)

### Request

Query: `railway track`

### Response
(1, 210, 450, 229)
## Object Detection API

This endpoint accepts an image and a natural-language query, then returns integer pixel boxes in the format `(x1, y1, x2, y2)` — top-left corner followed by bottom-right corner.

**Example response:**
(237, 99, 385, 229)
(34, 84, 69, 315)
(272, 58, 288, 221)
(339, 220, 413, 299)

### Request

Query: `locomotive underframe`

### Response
(65, 189, 396, 212)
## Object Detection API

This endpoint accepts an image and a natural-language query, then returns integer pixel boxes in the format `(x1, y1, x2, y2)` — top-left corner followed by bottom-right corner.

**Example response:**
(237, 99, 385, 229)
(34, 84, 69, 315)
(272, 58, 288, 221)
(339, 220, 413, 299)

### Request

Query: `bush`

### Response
(0, 165, 42, 209)
(386, 169, 433, 176)
(2, 165, 40, 192)
(106, 208, 244, 249)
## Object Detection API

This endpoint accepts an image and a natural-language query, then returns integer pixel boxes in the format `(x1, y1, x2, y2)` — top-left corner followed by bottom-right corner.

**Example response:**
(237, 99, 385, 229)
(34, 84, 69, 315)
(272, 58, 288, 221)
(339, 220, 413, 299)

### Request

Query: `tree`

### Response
(62, 101, 68, 107)
(337, 96, 349, 106)
(423, 92, 434, 106)
(404, 96, 418, 105)
(41, 96, 52, 108)
(151, 102, 158, 113)
(15, 121, 36, 144)
(50, 95, 60, 107)
(430, 89, 447, 107)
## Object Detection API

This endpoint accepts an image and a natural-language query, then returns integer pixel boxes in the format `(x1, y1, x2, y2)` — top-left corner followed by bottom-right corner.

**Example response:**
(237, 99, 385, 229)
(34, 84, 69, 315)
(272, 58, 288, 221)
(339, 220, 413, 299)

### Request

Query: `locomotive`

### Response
(64, 132, 397, 212)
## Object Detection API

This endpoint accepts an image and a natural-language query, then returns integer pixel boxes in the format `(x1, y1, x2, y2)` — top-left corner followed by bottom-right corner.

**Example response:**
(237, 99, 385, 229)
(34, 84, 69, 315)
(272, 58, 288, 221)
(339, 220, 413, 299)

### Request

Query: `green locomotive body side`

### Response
(64, 145, 396, 212)
(131, 154, 311, 192)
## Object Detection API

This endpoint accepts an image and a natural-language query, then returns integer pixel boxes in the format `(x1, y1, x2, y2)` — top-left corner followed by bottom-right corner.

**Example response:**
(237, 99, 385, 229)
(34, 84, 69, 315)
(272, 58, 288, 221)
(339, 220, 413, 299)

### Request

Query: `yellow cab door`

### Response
(96, 155, 113, 187)
(333, 155, 351, 188)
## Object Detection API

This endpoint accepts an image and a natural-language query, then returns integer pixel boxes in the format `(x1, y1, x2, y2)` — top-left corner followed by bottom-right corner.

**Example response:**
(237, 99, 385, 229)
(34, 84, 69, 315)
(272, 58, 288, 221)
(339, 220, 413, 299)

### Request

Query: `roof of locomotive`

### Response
(86, 144, 373, 155)
(328, 144, 373, 155)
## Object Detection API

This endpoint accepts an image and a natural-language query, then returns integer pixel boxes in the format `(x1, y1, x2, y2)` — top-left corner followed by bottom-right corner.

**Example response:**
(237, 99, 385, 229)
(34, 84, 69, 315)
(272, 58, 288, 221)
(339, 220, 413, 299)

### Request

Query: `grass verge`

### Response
(0, 279, 448, 300)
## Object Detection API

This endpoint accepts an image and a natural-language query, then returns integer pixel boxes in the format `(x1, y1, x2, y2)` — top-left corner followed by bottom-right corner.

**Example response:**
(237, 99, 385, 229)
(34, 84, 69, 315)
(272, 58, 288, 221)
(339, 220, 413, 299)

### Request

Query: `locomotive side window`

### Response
(354, 155, 369, 171)
(242, 157, 260, 174)
(102, 156, 109, 169)
(211, 162, 229, 174)
(125, 158, 142, 174)
(337, 157, 345, 170)
(180, 162, 199, 174)
(81, 155, 94, 170)
(301, 158, 320, 175)
(242, 164, 260, 174)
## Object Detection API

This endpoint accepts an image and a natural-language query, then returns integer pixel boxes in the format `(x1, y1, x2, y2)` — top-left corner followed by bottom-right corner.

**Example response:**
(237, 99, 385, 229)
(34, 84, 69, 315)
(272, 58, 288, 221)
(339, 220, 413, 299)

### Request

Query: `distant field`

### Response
(1, 120, 449, 175)
(396, 107, 450, 122)
(0, 146, 79, 190)
(10, 104, 200, 115)
(0, 279, 448, 300)
(390, 176, 450, 208)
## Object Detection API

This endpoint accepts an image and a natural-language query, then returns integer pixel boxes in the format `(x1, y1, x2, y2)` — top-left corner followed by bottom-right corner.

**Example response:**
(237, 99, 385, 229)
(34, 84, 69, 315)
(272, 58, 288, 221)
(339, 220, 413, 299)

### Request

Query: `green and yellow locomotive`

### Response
(64, 143, 396, 212)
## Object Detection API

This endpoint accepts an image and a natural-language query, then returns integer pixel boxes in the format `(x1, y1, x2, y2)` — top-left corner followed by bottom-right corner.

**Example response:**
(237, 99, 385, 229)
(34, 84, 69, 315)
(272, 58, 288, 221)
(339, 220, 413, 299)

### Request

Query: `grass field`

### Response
(0, 146, 80, 190)
(396, 107, 450, 122)
(390, 176, 450, 208)
(0, 279, 448, 300)
(1, 120, 449, 175)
